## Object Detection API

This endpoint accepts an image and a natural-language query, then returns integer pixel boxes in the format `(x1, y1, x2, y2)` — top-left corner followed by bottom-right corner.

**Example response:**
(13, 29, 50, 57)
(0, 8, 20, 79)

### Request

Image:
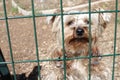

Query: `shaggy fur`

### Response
(41, 9, 112, 80)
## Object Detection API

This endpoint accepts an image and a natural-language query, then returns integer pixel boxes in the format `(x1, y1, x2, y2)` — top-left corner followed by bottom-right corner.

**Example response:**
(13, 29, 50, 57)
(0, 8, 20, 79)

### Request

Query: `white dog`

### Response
(41, 9, 112, 80)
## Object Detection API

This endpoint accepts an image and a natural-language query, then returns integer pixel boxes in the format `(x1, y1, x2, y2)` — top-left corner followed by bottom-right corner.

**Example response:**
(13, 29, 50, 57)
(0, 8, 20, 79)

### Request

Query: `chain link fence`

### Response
(0, 0, 120, 80)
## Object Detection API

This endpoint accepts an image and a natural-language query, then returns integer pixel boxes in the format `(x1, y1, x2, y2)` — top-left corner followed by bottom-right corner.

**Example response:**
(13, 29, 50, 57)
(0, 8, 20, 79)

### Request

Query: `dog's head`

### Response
(47, 9, 111, 55)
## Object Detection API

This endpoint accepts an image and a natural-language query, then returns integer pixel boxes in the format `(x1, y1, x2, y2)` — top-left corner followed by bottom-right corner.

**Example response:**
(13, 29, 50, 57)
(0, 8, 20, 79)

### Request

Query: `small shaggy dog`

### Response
(41, 9, 112, 80)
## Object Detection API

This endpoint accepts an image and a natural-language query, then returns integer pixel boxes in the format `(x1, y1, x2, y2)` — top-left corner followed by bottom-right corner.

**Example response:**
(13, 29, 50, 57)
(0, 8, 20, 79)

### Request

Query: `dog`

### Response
(41, 9, 112, 80)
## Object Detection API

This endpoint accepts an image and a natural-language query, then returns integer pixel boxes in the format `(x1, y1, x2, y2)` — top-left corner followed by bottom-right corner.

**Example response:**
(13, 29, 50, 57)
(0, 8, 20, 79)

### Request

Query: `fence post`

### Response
(0, 48, 13, 80)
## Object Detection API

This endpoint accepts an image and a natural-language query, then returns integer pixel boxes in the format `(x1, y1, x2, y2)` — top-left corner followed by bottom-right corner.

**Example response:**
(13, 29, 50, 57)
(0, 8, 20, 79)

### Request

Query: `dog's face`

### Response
(48, 9, 111, 56)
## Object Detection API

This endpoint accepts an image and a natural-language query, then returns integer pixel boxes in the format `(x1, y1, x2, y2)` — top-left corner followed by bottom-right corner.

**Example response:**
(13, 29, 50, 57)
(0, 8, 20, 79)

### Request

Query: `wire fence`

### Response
(0, 0, 120, 80)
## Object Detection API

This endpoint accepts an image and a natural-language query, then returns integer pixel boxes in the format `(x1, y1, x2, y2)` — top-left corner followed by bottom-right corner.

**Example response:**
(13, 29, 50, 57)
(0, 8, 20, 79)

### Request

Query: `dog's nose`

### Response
(76, 28, 84, 36)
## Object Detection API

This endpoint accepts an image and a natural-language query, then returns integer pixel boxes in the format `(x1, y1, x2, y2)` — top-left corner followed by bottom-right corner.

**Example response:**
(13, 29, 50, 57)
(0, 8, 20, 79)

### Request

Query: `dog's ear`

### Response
(47, 9, 63, 32)
(47, 15, 56, 25)
(46, 9, 63, 24)
(94, 8, 112, 23)
(102, 12, 111, 23)
(95, 8, 112, 29)
(99, 8, 112, 23)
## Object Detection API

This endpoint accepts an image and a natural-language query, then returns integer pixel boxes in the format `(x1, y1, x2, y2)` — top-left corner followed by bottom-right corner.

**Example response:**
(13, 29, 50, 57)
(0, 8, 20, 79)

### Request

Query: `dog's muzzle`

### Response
(76, 28, 84, 36)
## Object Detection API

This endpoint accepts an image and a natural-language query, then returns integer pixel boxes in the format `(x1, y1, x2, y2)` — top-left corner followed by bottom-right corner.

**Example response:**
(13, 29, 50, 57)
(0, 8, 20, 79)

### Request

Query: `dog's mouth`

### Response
(69, 37, 89, 44)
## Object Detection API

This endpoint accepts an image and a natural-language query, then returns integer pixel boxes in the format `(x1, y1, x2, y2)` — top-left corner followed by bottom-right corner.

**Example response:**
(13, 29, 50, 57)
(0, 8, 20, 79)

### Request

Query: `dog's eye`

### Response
(84, 19, 90, 24)
(84, 19, 92, 25)
(86, 21, 90, 24)
(67, 20, 74, 26)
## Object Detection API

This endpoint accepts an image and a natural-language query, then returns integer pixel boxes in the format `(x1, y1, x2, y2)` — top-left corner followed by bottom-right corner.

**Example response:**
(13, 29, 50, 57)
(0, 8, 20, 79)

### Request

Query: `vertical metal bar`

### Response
(59, 0, 66, 80)
(31, 0, 41, 80)
(112, 0, 118, 80)
(2, 0, 17, 80)
(88, 0, 92, 80)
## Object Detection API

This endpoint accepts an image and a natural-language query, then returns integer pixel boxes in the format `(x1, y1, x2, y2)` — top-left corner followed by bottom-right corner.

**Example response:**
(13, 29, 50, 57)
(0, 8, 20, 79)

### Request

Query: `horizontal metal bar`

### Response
(0, 53, 120, 64)
(0, 10, 120, 20)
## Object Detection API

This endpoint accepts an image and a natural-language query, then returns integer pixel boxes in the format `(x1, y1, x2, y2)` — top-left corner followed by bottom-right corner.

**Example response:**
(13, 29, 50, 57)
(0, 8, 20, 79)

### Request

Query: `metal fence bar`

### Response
(31, 0, 41, 80)
(112, 0, 118, 80)
(0, 53, 120, 65)
(88, 0, 92, 80)
(2, 0, 17, 80)
(1, 10, 120, 21)
(59, 0, 67, 80)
